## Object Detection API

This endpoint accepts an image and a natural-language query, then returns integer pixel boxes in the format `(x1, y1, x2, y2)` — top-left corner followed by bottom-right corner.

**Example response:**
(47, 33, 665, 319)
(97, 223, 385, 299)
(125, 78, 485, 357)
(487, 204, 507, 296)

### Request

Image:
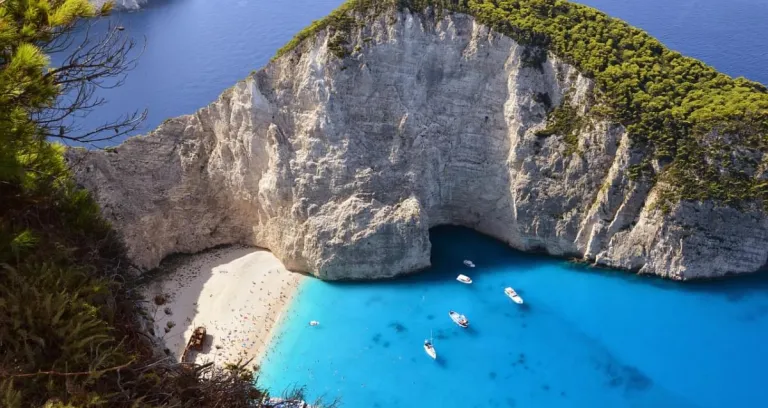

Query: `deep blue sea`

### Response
(62, 0, 768, 406)
(56, 0, 344, 145)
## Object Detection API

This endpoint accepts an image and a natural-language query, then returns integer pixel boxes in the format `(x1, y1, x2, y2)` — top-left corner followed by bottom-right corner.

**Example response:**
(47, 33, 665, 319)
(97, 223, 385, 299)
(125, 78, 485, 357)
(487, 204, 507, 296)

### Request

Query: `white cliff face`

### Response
(91, 0, 147, 11)
(69, 10, 768, 280)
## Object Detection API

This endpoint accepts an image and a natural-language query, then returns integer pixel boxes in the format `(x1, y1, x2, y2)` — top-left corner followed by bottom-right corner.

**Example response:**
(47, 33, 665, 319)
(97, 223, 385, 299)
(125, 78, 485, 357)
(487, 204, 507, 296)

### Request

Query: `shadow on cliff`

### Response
(328, 226, 555, 287)
(329, 226, 768, 305)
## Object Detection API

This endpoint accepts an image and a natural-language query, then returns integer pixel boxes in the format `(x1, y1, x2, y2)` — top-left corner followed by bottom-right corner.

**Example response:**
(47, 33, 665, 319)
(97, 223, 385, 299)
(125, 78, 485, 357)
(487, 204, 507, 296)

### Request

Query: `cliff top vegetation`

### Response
(275, 0, 768, 208)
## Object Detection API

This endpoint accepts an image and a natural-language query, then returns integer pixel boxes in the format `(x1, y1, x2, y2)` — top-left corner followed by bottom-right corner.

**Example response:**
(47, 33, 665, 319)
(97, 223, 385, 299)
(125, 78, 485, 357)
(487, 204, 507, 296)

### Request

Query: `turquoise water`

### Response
(259, 227, 768, 407)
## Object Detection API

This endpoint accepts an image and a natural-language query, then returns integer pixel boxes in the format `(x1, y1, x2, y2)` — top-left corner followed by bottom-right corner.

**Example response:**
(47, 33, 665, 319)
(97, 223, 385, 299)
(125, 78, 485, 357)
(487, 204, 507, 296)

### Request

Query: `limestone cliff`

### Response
(68, 9, 768, 280)
(90, 0, 146, 11)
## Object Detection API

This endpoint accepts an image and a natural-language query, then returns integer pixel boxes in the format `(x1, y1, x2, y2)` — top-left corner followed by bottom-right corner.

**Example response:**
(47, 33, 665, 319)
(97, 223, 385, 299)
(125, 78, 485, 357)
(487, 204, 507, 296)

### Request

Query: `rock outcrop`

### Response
(90, 0, 147, 11)
(69, 10, 768, 280)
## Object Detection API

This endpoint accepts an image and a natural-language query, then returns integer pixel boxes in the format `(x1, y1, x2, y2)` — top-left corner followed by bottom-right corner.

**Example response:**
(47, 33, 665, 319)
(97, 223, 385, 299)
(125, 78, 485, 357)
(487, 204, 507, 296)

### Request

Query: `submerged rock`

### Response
(69, 9, 768, 280)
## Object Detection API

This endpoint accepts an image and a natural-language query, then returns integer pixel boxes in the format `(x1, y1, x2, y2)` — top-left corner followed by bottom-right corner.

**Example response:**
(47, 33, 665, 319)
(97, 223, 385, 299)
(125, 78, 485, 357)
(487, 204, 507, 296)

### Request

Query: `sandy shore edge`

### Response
(143, 245, 303, 367)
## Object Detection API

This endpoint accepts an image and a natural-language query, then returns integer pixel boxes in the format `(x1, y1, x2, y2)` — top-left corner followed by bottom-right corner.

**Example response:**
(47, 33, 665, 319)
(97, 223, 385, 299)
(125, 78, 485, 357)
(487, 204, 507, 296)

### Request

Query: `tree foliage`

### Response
(278, 0, 768, 206)
(0, 1, 285, 406)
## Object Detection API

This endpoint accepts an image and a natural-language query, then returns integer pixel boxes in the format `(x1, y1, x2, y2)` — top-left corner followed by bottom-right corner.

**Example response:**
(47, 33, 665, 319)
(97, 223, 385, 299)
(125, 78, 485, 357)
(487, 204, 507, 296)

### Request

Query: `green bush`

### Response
(535, 94, 583, 155)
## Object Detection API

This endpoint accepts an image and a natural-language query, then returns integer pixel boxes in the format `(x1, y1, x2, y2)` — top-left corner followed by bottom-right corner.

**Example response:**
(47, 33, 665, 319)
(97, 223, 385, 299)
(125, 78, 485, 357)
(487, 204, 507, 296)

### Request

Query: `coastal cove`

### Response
(7, 0, 768, 406)
(60, 0, 768, 407)
(259, 227, 768, 408)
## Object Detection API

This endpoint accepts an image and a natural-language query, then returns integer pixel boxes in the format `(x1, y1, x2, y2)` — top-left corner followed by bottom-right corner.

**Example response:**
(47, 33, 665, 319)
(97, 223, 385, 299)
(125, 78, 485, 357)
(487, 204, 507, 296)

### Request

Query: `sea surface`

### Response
(59, 0, 768, 406)
(259, 227, 768, 408)
(55, 0, 344, 145)
(60, 0, 768, 145)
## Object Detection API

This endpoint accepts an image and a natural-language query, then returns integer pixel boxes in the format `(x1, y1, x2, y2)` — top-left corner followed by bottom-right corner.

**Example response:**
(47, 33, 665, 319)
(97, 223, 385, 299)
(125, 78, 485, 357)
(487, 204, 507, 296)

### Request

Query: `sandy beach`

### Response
(143, 246, 303, 367)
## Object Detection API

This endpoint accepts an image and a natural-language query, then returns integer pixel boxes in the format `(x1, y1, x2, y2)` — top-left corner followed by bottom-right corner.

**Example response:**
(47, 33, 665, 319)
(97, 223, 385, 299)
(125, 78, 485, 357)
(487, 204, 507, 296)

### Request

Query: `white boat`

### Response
(309, 320, 320, 326)
(424, 330, 437, 360)
(456, 274, 473, 284)
(424, 340, 436, 359)
(449, 310, 469, 328)
(463, 260, 475, 268)
(504, 287, 524, 304)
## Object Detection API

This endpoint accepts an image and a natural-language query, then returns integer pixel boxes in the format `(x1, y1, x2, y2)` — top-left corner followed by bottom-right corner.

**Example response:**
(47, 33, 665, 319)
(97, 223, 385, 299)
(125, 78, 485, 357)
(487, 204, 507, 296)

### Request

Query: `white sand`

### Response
(144, 246, 303, 367)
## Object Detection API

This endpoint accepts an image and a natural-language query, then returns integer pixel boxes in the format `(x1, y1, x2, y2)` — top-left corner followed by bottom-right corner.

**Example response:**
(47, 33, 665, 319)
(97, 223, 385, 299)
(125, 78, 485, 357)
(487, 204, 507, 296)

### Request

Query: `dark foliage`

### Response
(0, 1, 325, 407)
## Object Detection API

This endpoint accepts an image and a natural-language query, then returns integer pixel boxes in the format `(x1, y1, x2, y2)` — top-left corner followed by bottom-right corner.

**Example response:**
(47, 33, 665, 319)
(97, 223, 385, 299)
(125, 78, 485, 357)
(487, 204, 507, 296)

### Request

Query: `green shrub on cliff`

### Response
(278, 0, 768, 207)
(0, 1, 275, 406)
(0, 2, 140, 403)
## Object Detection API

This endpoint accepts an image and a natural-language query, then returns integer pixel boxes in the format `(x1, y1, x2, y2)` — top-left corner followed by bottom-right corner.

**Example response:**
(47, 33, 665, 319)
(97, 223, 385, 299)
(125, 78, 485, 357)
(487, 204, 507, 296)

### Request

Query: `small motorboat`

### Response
(449, 310, 469, 328)
(463, 260, 476, 268)
(309, 320, 320, 326)
(116, 26, 125, 31)
(456, 274, 473, 284)
(504, 287, 524, 304)
(424, 339, 437, 359)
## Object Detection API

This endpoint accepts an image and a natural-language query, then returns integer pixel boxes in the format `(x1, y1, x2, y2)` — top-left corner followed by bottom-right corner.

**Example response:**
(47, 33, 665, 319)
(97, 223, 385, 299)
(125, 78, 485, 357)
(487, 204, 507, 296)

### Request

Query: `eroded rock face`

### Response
(69, 10, 768, 280)
(90, 0, 147, 11)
